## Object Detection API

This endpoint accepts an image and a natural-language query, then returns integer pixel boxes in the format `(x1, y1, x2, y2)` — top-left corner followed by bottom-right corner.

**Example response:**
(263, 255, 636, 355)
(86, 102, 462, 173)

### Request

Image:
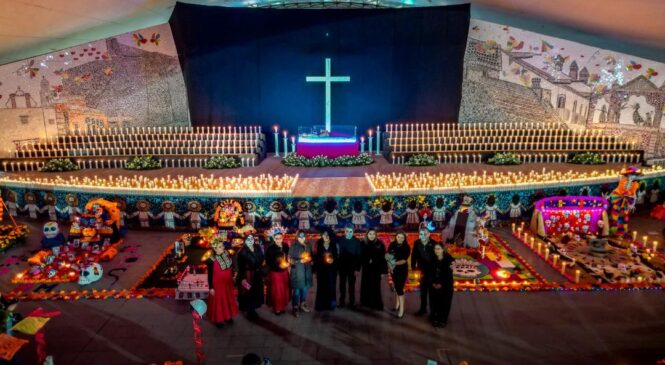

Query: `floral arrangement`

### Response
(569, 152, 605, 165)
(405, 154, 438, 166)
(214, 200, 244, 228)
(40, 158, 80, 172)
(125, 156, 162, 170)
(0, 224, 29, 252)
(282, 153, 373, 167)
(487, 152, 522, 165)
(204, 155, 240, 169)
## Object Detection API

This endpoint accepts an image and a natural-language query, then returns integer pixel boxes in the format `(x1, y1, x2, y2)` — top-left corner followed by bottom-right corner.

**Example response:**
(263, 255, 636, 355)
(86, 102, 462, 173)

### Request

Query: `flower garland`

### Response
(125, 156, 162, 170)
(487, 152, 522, 165)
(40, 158, 80, 172)
(405, 154, 437, 166)
(204, 155, 240, 169)
(0, 224, 29, 252)
(282, 153, 373, 167)
(569, 152, 605, 165)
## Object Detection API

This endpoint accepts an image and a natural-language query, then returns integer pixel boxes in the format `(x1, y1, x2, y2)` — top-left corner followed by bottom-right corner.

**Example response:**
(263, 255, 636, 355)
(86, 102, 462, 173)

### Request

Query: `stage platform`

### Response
(0, 156, 641, 197)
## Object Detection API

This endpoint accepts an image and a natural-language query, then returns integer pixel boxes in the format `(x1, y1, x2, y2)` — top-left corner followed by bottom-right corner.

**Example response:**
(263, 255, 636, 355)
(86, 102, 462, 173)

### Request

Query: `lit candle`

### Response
(552, 254, 559, 267)
(376, 126, 381, 155)
(360, 136, 365, 154)
(575, 269, 580, 284)
(368, 129, 373, 155)
(632, 231, 637, 241)
(561, 261, 567, 274)
(291, 136, 296, 154)
(653, 241, 658, 252)
(273, 126, 280, 157)
(283, 130, 288, 157)
(643, 236, 648, 244)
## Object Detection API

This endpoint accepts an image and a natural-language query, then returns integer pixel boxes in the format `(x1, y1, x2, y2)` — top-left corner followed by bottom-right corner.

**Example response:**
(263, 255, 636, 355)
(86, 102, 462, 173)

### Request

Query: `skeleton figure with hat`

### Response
(3, 191, 18, 218)
(609, 166, 642, 237)
(243, 201, 262, 227)
(39, 193, 59, 221)
(294, 201, 314, 231)
(155, 201, 181, 230)
(183, 201, 207, 230)
(264, 201, 289, 228)
(20, 192, 40, 219)
(61, 193, 82, 222)
(443, 195, 479, 247)
(130, 200, 154, 228)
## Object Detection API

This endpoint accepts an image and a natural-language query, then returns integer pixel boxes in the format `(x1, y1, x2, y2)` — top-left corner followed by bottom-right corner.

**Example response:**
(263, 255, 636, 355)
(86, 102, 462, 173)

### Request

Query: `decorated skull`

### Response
(78, 263, 103, 286)
(452, 258, 483, 278)
(43, 222, 60, 239)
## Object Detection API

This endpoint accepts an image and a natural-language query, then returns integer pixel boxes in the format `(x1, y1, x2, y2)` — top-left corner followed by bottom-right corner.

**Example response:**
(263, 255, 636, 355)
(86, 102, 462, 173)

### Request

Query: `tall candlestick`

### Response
(283, 131, 288, 157)
(291, 136, 296, 154)
(273, 126, 280, 157)
(368, 129, 373, 155)
(376, 126, 381, 155)
(360, 136, 365, 154)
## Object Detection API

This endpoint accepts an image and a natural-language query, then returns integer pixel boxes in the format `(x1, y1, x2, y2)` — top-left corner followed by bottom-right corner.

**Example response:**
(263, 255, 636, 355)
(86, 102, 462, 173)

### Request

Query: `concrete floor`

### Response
(3, 209, 665, 365)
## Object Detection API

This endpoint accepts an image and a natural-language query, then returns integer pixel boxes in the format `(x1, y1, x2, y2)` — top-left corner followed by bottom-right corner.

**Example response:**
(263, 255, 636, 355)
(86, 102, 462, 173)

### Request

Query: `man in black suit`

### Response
(337, 225, 362, 308)
(411, 227, 437, 316)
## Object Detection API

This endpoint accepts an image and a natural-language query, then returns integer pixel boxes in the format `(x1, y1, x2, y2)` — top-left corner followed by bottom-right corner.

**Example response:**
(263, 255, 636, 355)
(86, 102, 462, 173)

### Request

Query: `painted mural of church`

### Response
(0, 23, 190, 156)
(460, 19, 665, 158)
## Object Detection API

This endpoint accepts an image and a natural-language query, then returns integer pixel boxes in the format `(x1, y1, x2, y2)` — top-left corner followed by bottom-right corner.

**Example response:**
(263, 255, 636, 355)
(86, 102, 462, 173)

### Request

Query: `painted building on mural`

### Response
(0, 23, 190, 154)
(460, 19, 665, 158)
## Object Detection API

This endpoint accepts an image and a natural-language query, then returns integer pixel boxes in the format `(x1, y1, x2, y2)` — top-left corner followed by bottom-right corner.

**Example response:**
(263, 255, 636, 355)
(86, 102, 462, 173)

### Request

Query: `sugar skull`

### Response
(563, 223, 571, 232)
(584, 213, 591, 222)
(78, 263, 103, 286)
(582, 225, 589, 233)
(43, 222, 60, 239)
(563, 211, 570, 219)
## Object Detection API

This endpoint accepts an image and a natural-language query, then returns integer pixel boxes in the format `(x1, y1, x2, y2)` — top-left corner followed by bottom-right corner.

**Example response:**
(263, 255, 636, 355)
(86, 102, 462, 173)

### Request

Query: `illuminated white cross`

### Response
(306, 58, 350, 132)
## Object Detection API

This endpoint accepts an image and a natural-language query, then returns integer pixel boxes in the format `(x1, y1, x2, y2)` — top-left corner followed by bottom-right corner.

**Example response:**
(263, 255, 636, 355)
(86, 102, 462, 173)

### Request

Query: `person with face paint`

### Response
(237, 234, 265, 319)
(411, 227, 438, 316)
(337, 225, 362, 308)
(206, 238, 239, 327)
(288, 230, 313, 317)
(314, 229, 338, 311)
(429, 242, 454, 328)
(387, 230, 411, 318)
(265, 232, 291, 315)
(360, 228, 387, 310)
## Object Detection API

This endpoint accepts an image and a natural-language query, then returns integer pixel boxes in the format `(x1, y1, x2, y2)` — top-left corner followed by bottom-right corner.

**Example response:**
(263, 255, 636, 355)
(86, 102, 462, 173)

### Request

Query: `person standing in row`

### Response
(387, 230, 411, 318)
(411, 227, 437, 316)
(429, 242, 454, 328)
(236, 234, 265, 319)
(289, 230, 313, 317)
(206, 238, 239, 327)
(265, 231, 290, 315)
(337, 225, 362, 308)
(360, 229, 387, 310)
(314, 230, 338, 311)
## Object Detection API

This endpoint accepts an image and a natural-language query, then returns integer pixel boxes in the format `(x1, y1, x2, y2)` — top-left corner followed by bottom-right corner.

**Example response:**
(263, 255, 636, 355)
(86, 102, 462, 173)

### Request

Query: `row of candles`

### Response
(12, 144, 260, 159)
(384, 122, 566, 132)
(2, 156, 259, 172)
(272, 126, 382, 157)
(0, 173, 298, 192)
(387, 128, 606, 140)
(368, 166, 665, 192)
(389, 141, 634, 153)
(389, 132, 621, 143)
(73, 125, 263, 136)
(389, 153, 640, 165)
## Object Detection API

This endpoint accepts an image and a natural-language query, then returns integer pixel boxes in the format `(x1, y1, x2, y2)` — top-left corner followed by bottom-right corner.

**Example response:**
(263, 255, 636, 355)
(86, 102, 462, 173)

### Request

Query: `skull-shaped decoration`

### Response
(563, 223, 570, 232)
(452, 258, 483, 278)
(43, 222, 60, 239)
(582, 225, 589, 233)
(563, 211, 570, 219)
(78, 263, 103, 286)
(47, 268, 57, 278)
(584, 213, 591, 222)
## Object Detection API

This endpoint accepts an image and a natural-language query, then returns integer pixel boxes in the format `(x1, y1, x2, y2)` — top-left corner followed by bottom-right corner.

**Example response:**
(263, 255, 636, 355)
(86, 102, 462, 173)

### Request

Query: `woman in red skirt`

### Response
(265, 231, 291, 315)
(206, 238, 239, 327)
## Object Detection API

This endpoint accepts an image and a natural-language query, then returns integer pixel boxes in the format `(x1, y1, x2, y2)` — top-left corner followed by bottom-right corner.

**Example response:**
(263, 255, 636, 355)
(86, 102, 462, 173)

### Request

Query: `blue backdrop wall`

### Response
(169, 3, 470, 151)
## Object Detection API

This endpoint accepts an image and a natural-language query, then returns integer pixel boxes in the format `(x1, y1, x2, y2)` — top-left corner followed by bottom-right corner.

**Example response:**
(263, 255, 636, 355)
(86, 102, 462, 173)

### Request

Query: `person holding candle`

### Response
(236, 234, 265, 320)
(411, 226, 437, 317)
(265, 228, 291, 315)
(289, 230, 313, 317)
(429, 242, 454, 328)
(387, 230, 411, 318)
(337, 225, 362, 309)
(360, 228, 387, 310)
(314, 229, 338, 311)
(206, 236, 239, 327)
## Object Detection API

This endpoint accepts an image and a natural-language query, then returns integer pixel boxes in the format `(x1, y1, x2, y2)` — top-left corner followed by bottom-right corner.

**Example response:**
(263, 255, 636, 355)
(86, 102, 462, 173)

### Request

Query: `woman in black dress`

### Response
(387, 230, 411, 318)
(236, 234, 265, 319)
(360, 229, 387, 310)
(314, 230, 338, 311)
(429, 242, 454, 328)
